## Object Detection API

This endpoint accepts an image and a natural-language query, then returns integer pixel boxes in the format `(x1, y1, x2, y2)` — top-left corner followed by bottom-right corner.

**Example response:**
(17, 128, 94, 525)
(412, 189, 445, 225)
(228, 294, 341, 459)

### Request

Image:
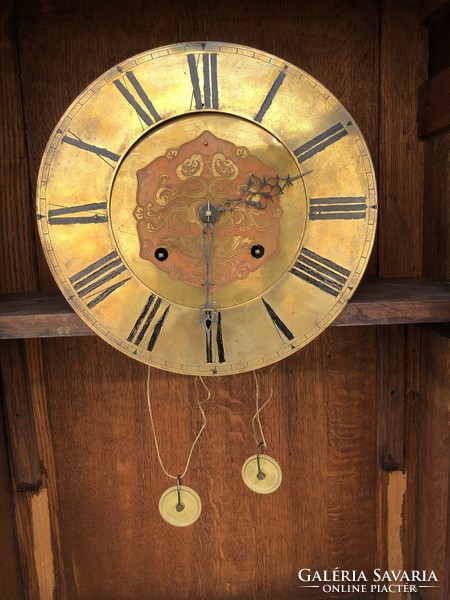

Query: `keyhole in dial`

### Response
(155, 248, 169, 261)
(251, 245, 265, 259)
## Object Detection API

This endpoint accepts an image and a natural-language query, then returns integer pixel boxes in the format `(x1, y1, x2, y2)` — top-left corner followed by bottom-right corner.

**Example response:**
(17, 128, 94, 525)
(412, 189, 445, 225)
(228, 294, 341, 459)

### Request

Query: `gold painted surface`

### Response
(36, 42, 377, 375)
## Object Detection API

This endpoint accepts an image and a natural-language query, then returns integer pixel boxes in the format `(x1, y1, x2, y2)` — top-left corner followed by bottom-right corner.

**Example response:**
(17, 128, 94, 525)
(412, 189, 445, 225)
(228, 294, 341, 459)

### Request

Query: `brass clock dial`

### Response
(37, 42, 377, 376)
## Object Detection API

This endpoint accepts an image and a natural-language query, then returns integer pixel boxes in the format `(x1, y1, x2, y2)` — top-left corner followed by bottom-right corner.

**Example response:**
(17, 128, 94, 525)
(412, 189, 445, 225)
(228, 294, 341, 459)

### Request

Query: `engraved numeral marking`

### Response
(254, 68, 287, 123)
(262, 298, 294, 341)
(205, 311, 225, 364)
(47, 202, 108, 225)
(294, 123, 348, 164)
(127, 294, 170, 352)
(216, 311, 225, 363)
(309, 197, 367, 220)
(61, 134, 120, 165)
(290, 247, 350, 297)
(114, 71, 161, 127)
(187, 53, 219, 109)
(69, 250, 130, 309)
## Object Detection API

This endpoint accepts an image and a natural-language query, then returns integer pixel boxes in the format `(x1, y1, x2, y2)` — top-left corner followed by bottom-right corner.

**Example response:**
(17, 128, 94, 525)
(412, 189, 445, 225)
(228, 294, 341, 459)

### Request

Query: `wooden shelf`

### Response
(0, 278, 449, 339)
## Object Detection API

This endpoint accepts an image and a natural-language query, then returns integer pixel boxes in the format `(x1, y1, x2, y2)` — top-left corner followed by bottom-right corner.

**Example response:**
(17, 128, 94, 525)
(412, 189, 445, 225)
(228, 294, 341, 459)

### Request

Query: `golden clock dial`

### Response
(37, 42, 377, 376)
(110, 112, 306, 309)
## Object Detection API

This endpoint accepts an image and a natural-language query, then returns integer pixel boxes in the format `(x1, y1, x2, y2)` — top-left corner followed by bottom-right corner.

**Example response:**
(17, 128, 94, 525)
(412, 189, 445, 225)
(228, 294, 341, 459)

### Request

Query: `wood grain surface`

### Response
(376, 2, 427, 588)
(419, 66, 450, 136)
(0, 0, 38, 295)
(418, 123, 450, 599)
(0, 1, 45, 590)
(0, 0, 447, 599)
(0, 389, 23, 600)
(417, 331, 450, 600)
(0, 341, 41, 491)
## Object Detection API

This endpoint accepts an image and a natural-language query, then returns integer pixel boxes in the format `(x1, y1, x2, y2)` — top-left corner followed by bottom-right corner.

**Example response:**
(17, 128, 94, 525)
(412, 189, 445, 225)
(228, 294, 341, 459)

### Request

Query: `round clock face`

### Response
(37, 42, 377, 376)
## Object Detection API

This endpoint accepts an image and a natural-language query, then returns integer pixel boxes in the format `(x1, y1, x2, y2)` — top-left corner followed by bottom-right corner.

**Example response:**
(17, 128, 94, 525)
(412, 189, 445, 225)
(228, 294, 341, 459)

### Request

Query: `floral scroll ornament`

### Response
(134, 130, 283, 291)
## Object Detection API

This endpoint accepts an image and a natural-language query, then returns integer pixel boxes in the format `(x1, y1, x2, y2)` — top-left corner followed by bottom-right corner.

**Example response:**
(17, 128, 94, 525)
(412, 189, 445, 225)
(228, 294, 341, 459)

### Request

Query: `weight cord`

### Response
(147, 366, 274, 478)
(251, 367, 275, 450)
(146, 367, 210, 480)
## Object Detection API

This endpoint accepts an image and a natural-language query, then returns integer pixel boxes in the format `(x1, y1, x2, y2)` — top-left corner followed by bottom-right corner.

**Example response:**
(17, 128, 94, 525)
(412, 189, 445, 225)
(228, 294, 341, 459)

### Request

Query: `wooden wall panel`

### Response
(0, 393, 23, 600)
(0, 0, 38, 295)
(379, 0, 426, 278)
(423, 130, 450, 278)
(377, 1, 427, 581)
(419, 126, 450, 599)
(417, 332, 450, 600)
(1, 1, 41, 596)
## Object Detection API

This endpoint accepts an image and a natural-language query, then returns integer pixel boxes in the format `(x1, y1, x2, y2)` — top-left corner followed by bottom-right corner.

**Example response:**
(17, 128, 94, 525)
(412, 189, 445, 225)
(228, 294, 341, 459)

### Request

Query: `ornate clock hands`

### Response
(218, 173, 303, 213)
(197, 172, 301, 363)
(198, 204, 219, 363)
(198, 222, 216, 316)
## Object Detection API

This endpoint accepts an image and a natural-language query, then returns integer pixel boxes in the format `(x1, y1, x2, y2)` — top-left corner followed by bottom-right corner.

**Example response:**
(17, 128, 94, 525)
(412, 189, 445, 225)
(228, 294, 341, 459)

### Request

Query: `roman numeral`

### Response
(309, 197, 367, 220)
(69, 250, 130, 309)
(294, 123, 348, 164)
(262, 298, 294, 341)
(254, 68, 287, 123)
(127, 294, 171, 352)
(290, 247, 350, 297)
(205, 311, 225, 364)
(113, 71, 161, 127)
(47, 201, 108, 225)
(187, 53, 219, 109)
(61, 134, 120, 166)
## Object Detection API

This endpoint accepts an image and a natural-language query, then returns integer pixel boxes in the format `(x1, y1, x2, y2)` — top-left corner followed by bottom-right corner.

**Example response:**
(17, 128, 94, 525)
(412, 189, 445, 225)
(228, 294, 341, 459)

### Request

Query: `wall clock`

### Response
(37, 42, 377, 378)
(36, 41, 377, 524)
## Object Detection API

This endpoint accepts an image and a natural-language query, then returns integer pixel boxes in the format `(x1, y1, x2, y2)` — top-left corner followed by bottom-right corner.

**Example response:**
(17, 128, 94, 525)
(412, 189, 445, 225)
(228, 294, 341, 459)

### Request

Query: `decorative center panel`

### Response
(134, 131, 283, 291)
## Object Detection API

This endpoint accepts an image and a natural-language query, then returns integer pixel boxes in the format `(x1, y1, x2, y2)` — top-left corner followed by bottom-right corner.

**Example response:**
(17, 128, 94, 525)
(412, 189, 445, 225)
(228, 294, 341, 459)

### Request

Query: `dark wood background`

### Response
(0, 1, 448, 599)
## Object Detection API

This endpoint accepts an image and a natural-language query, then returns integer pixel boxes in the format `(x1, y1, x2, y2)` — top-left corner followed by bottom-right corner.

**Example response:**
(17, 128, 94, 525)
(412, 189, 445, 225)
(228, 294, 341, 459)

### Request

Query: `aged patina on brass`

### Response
(37, 42, 377, 376)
